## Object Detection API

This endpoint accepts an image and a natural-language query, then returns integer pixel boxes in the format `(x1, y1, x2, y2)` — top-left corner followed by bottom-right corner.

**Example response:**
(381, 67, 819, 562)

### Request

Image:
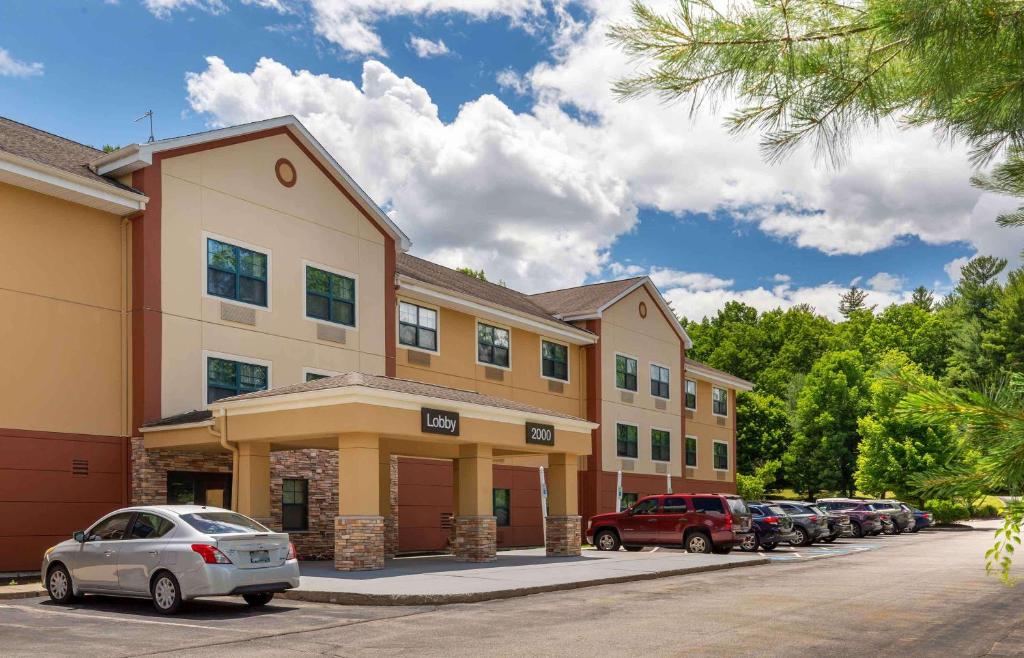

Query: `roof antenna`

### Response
(135, 110, 154, 143)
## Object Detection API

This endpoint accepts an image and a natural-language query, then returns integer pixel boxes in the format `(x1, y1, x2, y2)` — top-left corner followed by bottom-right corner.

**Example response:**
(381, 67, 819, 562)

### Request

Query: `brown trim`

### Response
(580, 318, 601, 524)
(130, 165, 162, 437)
(681, 346, 687, 487)
(275, 158, 297, 188)
(0, 427, 126, 442)
(384, 236, 397, 376)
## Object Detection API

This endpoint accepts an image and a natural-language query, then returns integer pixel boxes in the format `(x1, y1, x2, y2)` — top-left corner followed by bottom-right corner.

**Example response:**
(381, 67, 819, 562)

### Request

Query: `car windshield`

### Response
(811, 506, 826, 515)
(769, 506, 787, 515)
(180, 512, 269, 535)
(726, 498, 749, 515)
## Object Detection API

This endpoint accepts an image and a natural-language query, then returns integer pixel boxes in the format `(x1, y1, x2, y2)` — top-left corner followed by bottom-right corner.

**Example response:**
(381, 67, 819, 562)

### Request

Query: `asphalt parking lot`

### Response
(3, 524, 1022, 657)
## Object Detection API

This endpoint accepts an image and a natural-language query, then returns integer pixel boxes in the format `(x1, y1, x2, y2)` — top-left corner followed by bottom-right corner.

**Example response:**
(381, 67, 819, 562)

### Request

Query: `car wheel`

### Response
(594, 529, 621, 552)
(822, 534, 837, 544)
(151, 572, 183, 615)
(739, 533, 759, 552)
(790, 527, 810, 547)
(761, 542, 777, 551)
(623, 545, 644, 552)
(243, 592, 275, 607)
(712, 545, 733, 555)
(850, 522, 863, 538)
(685, 531, 712, 554)
(46, 564, 77, 604)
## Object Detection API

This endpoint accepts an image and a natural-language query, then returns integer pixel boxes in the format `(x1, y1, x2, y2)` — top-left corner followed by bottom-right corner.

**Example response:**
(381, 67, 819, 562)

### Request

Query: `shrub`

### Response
(925, 499, 970, 524)
(736, 473, 765, 502)
(975, 503, 1000, 518)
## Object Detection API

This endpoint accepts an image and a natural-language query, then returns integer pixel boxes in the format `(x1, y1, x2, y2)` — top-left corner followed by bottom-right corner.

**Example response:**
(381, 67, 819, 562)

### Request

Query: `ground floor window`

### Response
(167, 471, 232, 508)
(493, 488, 511, 526)
(686, 437, 698, 468)
(616, 423, 638, 458)
(282, 478, 309, 531)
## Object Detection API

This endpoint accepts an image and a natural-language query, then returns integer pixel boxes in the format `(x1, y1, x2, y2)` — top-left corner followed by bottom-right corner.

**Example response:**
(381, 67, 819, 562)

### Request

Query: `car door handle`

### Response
(104, 550, 115, 557)
(148, 550, 159, 555)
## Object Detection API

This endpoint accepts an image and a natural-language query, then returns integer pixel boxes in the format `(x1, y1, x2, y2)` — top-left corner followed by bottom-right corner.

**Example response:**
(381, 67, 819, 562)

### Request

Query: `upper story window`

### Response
(207, 238, 268, 307)
(541, 340, 568, 381)
(651, 364, 670, 399)
(714, 441, 729, 470)
(282, 478, 308, 531)
(306, 266, 356, 327)
(615, 355, 638, 391)
(712, 387, 729, 416)
(477, 323, 510, 368)
(207, 356, 268, 403)
(685, 379, 697, 410)
(399, 302, 438, 352)
(651, 429, 671, 462)
(616, 423, 638, 458)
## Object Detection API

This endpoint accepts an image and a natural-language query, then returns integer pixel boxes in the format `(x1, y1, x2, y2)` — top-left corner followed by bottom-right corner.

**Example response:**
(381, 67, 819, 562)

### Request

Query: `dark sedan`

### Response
(910, 507, 933, 531)
(769, 501, 829, 546)
(740, 503, 798, 551)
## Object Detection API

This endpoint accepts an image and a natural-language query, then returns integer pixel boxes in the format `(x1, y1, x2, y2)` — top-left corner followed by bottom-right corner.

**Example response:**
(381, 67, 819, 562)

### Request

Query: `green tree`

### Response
(787, 350, 871, 497)
(911, 286, 935, 312)
(736, 391, 793, 476)
(861, 302, 930, 365)
(839, 286, 871, 319)
(986, 268, 1024, 372)
(456, 267, 487, 281)
(946, 256, 1008, 386)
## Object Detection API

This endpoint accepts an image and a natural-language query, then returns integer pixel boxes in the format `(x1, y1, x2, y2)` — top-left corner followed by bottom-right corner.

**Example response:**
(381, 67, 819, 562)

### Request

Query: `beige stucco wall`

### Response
(159, 134, 388, 416)
(684, 377, 735, 482)
(598, 286, 683, 476)
(0, 182, 127, 436)
(394, 292, 585, 420)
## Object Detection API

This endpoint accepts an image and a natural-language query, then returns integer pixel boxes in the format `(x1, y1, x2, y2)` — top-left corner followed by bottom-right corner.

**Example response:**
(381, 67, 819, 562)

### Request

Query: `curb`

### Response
(0, 586, 44, 601)
(280, 557, 771, 606)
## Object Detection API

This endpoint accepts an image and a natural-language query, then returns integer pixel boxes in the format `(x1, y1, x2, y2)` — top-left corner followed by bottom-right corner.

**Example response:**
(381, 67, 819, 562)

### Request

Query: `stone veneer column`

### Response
(453, 515, 497, 562)
(545, 516, 582, 557)
(334, 516, 385, 571)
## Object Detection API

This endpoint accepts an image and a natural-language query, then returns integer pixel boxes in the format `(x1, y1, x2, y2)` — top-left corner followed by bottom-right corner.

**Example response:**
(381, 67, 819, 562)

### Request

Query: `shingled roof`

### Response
(528, 277, 645, 318)
(210, 371, 589, 422)
(397, 253, 589, 333)
(0, 116, 135, 192)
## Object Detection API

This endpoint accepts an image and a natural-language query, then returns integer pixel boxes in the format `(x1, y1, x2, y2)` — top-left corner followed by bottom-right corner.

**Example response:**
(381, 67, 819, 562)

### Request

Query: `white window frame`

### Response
(615, 422, 639, 459)
(712, 439, 730, 472)
(650, 362, 671, 400)
(539, 337, 571, 384)
(202, 231, 273, 312)
(302, 259, 360, 330)
(614, 352, 640, 393)
(302, 367, 341, 382)
(202, 349, 273, 409)
(475, 319, 513, 371)
(712, 386, 729, 417)
(685, 379, 697, 411)
(685, 435, 699, 469)
(397, 298, 441, 355)
(650, 426, 672, 464)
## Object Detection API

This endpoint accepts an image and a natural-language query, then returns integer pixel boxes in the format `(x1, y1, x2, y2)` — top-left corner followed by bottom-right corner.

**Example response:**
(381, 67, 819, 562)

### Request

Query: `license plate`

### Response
(250, 550, 270, 564)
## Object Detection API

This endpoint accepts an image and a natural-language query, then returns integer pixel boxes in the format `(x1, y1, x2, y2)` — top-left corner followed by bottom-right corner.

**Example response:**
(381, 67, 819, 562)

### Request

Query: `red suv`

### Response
(586, 494, 753, 554)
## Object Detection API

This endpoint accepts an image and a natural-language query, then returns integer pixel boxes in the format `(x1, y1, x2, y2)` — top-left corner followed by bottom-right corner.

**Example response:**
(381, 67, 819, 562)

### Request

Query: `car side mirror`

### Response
(73, 531, 87, 543)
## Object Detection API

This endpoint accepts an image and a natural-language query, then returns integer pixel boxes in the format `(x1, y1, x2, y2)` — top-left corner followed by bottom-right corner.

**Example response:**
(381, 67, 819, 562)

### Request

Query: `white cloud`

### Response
(648, 267, 734, 292)
(408, 35, 450, 58)
(142, 0, 226, 18)
(0, 48, 43, 77)
(866, 272, 905, 293)
(496, 68, 529, 95)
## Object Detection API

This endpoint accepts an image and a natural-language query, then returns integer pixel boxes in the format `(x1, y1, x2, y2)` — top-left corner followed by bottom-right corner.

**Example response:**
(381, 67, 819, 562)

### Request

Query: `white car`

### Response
(41, 505, 300, 614)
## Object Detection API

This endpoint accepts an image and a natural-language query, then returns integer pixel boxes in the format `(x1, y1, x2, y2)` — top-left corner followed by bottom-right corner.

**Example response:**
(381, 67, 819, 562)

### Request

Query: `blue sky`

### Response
(0, 0, 1010, 320)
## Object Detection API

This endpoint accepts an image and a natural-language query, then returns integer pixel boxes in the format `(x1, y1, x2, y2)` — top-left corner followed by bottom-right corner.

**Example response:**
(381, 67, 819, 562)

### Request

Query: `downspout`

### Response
(207, 409, 239, 511)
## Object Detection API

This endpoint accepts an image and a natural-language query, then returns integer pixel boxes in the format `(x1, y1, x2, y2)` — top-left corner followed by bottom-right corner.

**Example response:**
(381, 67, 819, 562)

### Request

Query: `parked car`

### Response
(869, 500, 915, 534)
(821, 510, 853, 543)
(910, 507, 934, 531)
(740, 503, 797, 551)
(816, 498, 884, 538)
(42, 505, 300, 614)
(587, 493, 752, 554)
(768, 501, 830, 546)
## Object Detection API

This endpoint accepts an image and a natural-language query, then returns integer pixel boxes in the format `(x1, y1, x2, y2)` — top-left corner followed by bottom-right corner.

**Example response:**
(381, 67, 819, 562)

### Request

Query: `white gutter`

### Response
(685, 364, 754, 391)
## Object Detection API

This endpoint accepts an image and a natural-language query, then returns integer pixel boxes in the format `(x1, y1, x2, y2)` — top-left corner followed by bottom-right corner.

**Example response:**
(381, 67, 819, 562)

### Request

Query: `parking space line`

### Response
(0, 603, 250, 632)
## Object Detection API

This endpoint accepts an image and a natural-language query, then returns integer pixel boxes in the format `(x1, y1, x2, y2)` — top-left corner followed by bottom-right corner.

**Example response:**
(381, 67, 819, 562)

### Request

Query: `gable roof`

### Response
(685, 359, 754, 391)
(397, 253, 595, 342)
(90, 115, 410, 251)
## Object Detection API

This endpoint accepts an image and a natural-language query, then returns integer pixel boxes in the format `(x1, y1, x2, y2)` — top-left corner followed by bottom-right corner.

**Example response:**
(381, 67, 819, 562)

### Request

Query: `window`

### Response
(691, 497, 725, 514)
(685, 379, 697, 410)
(88, 513, 135, 541)
(399, 302, 438, 351)
(305, 371, 329, 382)
(181, 512, 269, 535)
(477, 323, 510, 368)
(651, 429, 671, 462)
(616, 423, 638, 458)
(282, 479, 308, 531)
(493, 488, 510, 527)
(620, 492, 639, 508)
(306, 266, 356, 327)
(541, 340, 568, 381)
(207, 238, 268, 307)
(650, 364, 670, 399)
(615, 355, 638, 391)
(207, 357, 268, 403)
(712, 387, 729, 415)
(128, 512, 174, 540)
(663, 497, 688, 513)
(631, 498, 659, 515)
(714, 441, 729, 470)
(166, 471, 232, 507)
(685, 437, 698, 468)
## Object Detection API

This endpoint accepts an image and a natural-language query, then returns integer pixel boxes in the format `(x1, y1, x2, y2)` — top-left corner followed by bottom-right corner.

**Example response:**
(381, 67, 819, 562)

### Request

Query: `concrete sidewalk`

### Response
(282, 548, 769, 606)
(0, 583, 44, 600)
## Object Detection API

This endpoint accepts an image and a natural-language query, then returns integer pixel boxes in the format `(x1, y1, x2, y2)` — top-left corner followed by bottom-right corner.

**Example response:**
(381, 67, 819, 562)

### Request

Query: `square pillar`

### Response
(335, 433, 384, 571)
(236, 442, 271, 524)
(380, 451, 398, 559)
(453, 444, 496, 562)
(546, 453, 582, 557)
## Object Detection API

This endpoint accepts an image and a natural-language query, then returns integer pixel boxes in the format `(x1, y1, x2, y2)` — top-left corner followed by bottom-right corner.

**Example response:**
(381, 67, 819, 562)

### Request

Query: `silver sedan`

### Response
(41, 505, 301, 614)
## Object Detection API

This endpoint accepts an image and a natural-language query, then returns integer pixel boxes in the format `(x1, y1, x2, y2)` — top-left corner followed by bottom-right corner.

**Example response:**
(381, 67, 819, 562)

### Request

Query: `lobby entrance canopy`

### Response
(141, 372, 596, 570)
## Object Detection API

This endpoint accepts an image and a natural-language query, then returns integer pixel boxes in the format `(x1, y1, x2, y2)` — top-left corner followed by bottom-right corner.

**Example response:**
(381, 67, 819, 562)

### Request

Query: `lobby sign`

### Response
(421, 407, 460, 436)
(525, 422, 555, 446)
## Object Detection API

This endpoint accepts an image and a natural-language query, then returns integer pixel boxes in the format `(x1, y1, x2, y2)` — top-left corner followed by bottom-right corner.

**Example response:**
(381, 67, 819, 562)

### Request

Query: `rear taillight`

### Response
(763, 516, 779, 524)
(191, 544, 232, 564)
(809, 515, 818, 523)
(287, 542, 297, 560)
(724, 514, 733, 530)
